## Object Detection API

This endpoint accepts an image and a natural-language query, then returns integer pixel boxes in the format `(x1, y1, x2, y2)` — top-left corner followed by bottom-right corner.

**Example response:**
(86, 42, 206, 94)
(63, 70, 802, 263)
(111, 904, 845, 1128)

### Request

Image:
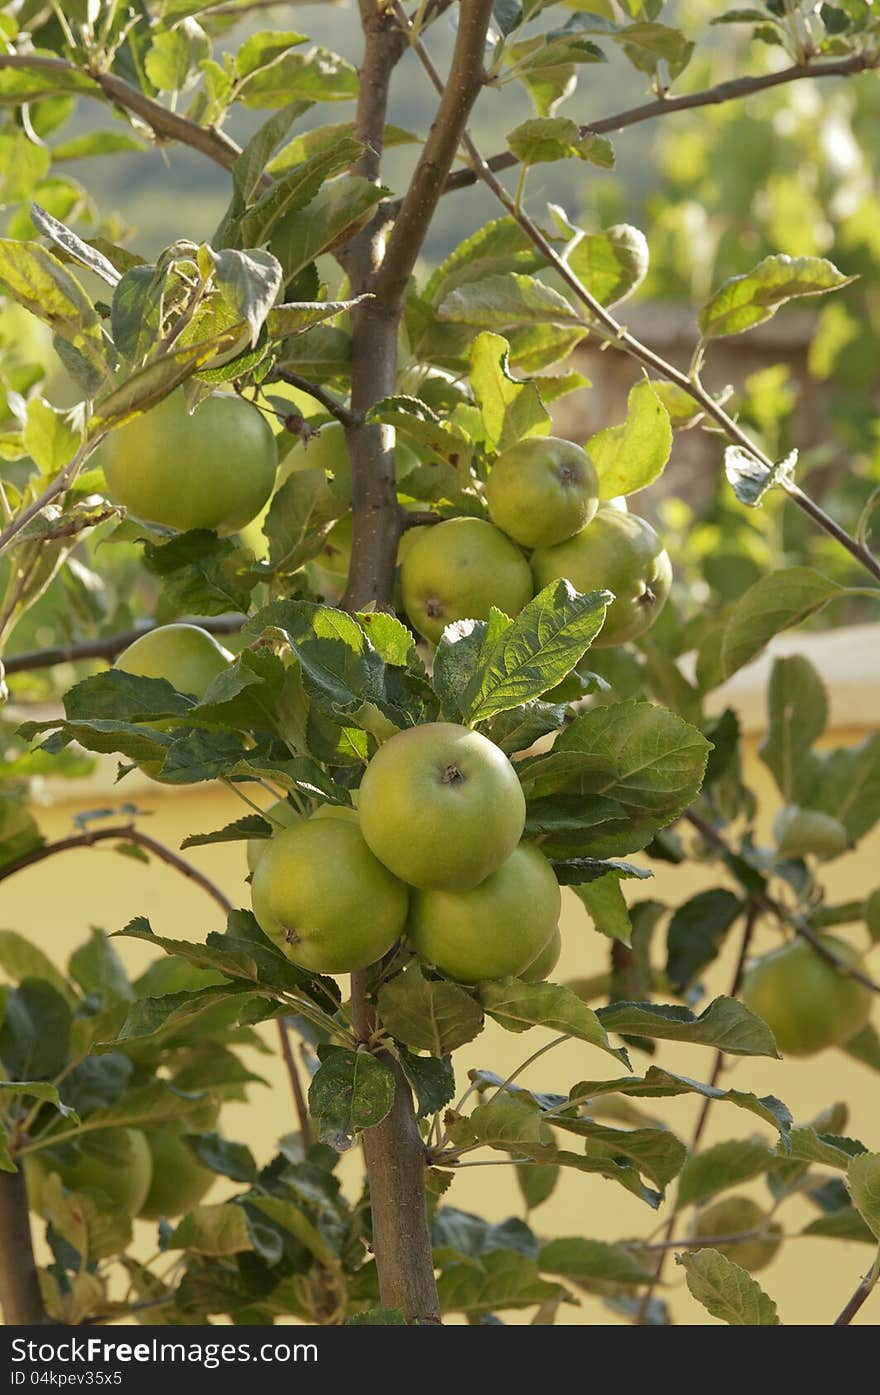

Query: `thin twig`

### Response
(3, 614, 245, 675)
(396, 15, 880, 584)
(0, 440, 99, 557)
(635, 905, 759, 1324)
(442, 53, 880, 194)
(0, 55, 249, 185)
(684, 809, 880, 994)
(399, 509, 444, 530)
(0, 823, 233, 912)
(270, 369, 359, 428)
(833, 1246, 880, 1326)
(276, 1016, 313, 1150)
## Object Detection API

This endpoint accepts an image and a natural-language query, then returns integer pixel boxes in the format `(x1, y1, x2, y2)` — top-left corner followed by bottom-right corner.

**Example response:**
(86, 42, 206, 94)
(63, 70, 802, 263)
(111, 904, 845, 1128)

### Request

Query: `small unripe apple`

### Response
(401, 517, 533, 646)
(358, 722, 526, 890)
(741, 934, 872, 1056)
(486, 437, 599, 548)
(531, 507, 671, 647)
(251, 818, 408, 974)
(408, 843, 562, 984)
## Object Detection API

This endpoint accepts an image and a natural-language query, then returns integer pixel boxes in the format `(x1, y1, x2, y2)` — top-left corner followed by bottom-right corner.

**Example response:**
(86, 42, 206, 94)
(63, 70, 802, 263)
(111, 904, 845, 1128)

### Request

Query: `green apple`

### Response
(486, 437, 599, 548)
(115, 623, 232, 698)
(251, 818, 408, 974)
(520, 925, 562, 982)
(693, 1196, 781, 1273)
(115, 624, 232, 782)
(26, 1127, 152, 1219)
(531, 507, 671, 647)
(102, 390, 277, 534)
(773, 806, 849, 861)
(247, 797, 300, 875)
(401, 517, 533, 645)
(408, 843, 562, 984)
(358, 722, 526, 890)
(741, 935, 872, 1056)
(139, 1126, 215, 1220)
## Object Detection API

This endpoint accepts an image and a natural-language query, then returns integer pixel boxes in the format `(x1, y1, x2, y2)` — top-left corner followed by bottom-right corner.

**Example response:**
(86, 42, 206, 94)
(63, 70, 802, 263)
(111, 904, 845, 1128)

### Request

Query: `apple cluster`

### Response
(248, 723, 562, 985)
(399, 436, 673, 650)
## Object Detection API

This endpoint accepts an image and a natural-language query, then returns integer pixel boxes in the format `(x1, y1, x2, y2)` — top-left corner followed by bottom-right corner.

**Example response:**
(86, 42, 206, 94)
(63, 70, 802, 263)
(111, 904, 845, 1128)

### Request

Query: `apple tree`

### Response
(1, 0, 880, 1329)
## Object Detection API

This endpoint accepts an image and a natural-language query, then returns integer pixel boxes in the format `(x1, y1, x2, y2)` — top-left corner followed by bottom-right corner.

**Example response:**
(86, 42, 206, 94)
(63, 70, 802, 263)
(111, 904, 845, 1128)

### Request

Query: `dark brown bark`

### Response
(339, 0, 495, 1323)
(0, 1168, 48, 1324)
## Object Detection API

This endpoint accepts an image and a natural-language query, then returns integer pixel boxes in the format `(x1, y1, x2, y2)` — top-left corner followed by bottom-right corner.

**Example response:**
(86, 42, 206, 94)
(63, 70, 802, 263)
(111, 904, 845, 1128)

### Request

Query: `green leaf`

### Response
(784, 1127, 867, 1171)
(0, 1080, 78, 1123)
(145, 25, 208, 92)
(0, 980, 72, 1079)
(0, 62, 100, 103)
(677, 1250, 779, 1325)
(567, 224, 648, 307)
(449, 1095, 659, 1206)
(597, 997, 780, 1058)
(699, 254, 856, 339)
(63, 669, 194, 722)
(185, 1133, 258, 1183)
(399, 1049, 456, 1117)
(426, 215, 558, 303)
(308, 1046, 396, 1150)
(270, 177, 386, 286)
(169, 1203, 253, 1256)
(568, 1066, 792, 1141)
(470, 331, 550, 449)
(437, 1250, 571, 1316)
(697, 568, 843, 690)
(263, 468, 345, 572)
(478, 980, 630, 1067)
(0, 930, 76, 1006)
(239, 138, 362, 246)
(267, 295, 367, 339)
(807, 733, 880, 843)
(724, 446, 797, 507)
(21, 396, 80, 476)
(207, 247, 282, 347)
(552, 1116, 687, 1189)
(524, 699, 711, 858)
(615, 20, 694, 79)
(143, 530, 258, 620)
(846, 1152, 880, 1239)
(0, 239, 106, 376)
(587, 380, 672, 499)
(462, 581, 611, 723)
(507, 117, 613, 168)
(677, 1139, 777, 1208)
(270, 121, 417, 176)
(759, 655, 827, 802)
(571, 871, 633, 945)
(30, 203, 121, 288)
(665, 890, 743, 992)
(91, 334, 245, 434)
(438, 273, 583, 331)
(366, 395, 473, 472)
(377, 966, 484, 1055)
(68, 929, 133, 1004)
(517, 1162, 559, 1212)
(538, 1235, 655, 1286)
(237, 44, 357, 108)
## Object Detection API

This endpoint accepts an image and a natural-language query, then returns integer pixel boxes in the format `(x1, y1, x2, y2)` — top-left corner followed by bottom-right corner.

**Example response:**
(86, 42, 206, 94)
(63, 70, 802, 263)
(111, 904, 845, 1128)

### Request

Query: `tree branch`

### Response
(0, 55, 245, 181)
(684, 809, 880, 994)
(372, 0, 494, 316)
(0, 824, 234, 912)
(400, 30, 880, 584)
(834, 1246, 880, 1326)
(442, 53, 880, 195)
(0, 439, 99, 558)
(0, 1169, 49, 1324)
(276, 1017, 313, 1151)
(635, 905, 759, 1323)
(3, 614, 245, 675)
(270, 369, 358, 428)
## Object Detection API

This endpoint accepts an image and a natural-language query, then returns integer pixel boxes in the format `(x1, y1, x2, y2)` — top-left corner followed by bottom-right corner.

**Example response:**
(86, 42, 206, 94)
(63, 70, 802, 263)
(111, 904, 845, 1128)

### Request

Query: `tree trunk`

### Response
(0, 1167, 48, 1324)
